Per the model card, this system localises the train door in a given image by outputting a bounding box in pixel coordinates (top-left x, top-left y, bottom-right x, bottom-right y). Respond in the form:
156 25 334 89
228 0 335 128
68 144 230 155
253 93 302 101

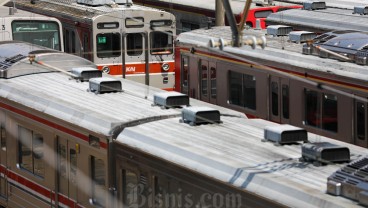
57 137 78 205
124 31 146 83
269 76 290 123
199 60 217 104
354 101 367 147
0 112 7 203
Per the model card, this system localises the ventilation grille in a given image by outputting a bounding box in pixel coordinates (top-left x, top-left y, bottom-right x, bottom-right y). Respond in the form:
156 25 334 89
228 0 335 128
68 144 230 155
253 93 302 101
267 25 293 37
89 77 122 94
71 67 102 81
0 54 26 70
303 1 326 10
354 6 368 15
153 92 189 109
289 31 316 43
302 142 350 164
264 124 308 145
181 107 221 126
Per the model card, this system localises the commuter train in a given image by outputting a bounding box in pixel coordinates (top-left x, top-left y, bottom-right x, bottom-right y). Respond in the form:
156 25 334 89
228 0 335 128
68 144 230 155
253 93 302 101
266 1 368 33
133 0 302 33
174 26 368 148
0 41 366 208
0 5 63 51
9 0 176 90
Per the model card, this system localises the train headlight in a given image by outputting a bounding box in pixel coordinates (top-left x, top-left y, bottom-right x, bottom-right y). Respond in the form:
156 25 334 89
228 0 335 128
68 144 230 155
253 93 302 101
102 66 110 74
162 63 170 71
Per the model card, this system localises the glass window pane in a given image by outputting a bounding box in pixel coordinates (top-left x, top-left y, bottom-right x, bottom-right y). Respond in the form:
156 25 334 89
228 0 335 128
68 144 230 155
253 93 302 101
71 31 76 54
69 149 77 199
150 31 173 55
282 84 289 119
123 169 138 207
305 90 320 127
12 20 61 50
181 56 189 95
33 133 44 177
58 142 67 193
210 67 217 99
271 82 279 116
1 126 6 151
92 156 105 205
322 94 338 132
243 74 256 110
201 64 208 97
357 102 366 140
229 71 243 106
18 126 33 172
96 33 121 58
127 33 143 56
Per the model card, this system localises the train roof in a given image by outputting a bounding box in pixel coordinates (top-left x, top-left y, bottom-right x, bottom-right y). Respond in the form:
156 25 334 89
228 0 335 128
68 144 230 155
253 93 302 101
116 116 367 208
266 7 368 33
176 26 368 83
0 41 244 137
0 5 52 18
279 0 368 10
7 0 175 21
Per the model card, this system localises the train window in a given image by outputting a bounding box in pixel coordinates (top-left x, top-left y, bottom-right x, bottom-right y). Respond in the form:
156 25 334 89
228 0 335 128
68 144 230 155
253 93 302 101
96 33 121 58
254 10 273 18
181 56 189 95
122 169 139 206
70 149 77 199
201 65 208 97
97 22 119 29
322 94 338 132
58 142 67 194
91 156 105 206
18 126 45 178
305 90 320 128
150 31 173 55
65 29 70 53
282 85 290 119
1 126 6 151
356 102 366 140
210 67 217 98
126 17 144 28
271 82 279 116
11 20 61 51
150 20 172 27
229 71 256 110
182 21 200 32
127 33 143 56
71 31 76 54
89 135 100 148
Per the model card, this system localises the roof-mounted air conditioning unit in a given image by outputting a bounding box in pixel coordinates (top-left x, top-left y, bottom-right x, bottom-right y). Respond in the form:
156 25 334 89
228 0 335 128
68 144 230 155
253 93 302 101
89 77 122 94
71 67 102 81
180 107 221 126
353 6 368 15
263 124 308 145
267 25 293 37
153 92 189 109
303 1 326 10
301 142 350 165
289 31 316 43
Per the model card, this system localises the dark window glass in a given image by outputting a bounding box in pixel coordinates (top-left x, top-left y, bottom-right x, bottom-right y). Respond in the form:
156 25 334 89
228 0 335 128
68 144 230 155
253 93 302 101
210 67 217 98
65 30 70 53
181 56 189 95
282 84 289 119
91 156 105 205
229 71 256 110
201 64 208 97
254 10 273 18
69 149 77 199
58 142 67 194
243 74 256 110
357 102 366 140
96 33 121 58
71 31 76 54
12 20 61 50
97 22 119 29
322 94 338 132
127 33 143 56
271 82 279 116
229 71 243 106
1 126 6 151
150 31 173 55
305 90 320 127
182 22 200 32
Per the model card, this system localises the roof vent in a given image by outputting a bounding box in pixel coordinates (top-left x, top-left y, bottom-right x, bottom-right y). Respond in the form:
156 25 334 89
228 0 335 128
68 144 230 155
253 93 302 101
153 92 189 109
303 1 326 10
353 6 368 15
300 142 350 165
267 25 293 37
77 0 132 6
289 31 316 43
263 124 308 145
180 107 221 126
71 67 102 81
89 77 122 94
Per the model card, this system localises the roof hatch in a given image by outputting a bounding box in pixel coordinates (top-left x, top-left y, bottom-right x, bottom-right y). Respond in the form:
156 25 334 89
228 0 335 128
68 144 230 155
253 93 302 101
180 107 221 126
89 77 122 94
263 124 308 145
153 92 189 109
300 142 350 166
71 67 102 81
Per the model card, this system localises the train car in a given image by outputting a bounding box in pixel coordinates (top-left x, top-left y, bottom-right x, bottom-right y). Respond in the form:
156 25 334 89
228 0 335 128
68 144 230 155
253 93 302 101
9 0 176 90
0 5 63 51
174 26 368 148
0 41 367 208
266 2 368 33
133 0 302 33
277 0 367 10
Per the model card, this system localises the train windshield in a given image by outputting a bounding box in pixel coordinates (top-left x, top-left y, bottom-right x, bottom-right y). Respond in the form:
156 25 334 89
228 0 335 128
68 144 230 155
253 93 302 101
150 31 173 55
12 20 61 51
